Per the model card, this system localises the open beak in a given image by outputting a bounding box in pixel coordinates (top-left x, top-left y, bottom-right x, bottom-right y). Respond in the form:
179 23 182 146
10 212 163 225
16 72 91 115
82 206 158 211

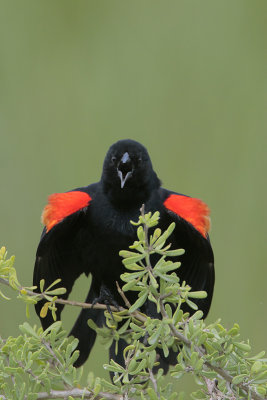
117 170 132 188
117 152 133 188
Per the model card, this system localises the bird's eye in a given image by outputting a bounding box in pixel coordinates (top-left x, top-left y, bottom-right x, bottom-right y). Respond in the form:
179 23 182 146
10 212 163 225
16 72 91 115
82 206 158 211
111 156 116 164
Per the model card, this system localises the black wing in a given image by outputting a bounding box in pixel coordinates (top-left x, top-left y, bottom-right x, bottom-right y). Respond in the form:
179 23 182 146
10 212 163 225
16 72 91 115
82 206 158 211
160 188 215 319
33 185 97 329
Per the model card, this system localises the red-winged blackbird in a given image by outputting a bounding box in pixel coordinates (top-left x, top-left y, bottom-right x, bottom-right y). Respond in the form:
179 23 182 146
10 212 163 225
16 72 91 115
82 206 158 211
33 139 214 372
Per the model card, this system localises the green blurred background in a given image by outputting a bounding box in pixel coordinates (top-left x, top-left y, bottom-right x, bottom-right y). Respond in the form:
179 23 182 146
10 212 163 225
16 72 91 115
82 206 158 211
0 0 266 395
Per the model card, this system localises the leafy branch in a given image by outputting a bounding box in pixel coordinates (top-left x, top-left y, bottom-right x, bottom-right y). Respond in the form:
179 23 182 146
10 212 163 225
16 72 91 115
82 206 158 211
95 208 267 400
0 246 121 318
0 320 122 400
0 209 267 399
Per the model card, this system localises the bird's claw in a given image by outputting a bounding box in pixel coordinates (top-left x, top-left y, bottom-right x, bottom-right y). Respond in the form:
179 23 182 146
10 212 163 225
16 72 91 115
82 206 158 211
92 285 120 320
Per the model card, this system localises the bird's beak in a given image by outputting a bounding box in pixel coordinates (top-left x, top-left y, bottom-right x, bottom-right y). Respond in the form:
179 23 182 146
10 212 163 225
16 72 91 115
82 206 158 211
118 170 132 188
117 152 133 189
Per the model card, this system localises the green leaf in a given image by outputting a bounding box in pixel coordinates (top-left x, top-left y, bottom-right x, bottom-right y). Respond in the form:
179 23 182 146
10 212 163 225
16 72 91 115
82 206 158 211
191 390 206 399
137 225 145 241
40 302 50 318
252 370 267 382
162 341 169 358
130 322 144 332
173 308 183 325
156 271 179 283
119 250 140 258
147 387 159 400
150 228 162 244
121 271 146 281
232 374 248 385
233 342 251 352
201 371 218 380
185 298 198 310
164 248 185 257
148 325 163 345
228 324 240 336
18 382 26 400
128 359 138 375
129 291 148 313
154 223 175 248
165 303 172 318
156 261 181 273
122 254 145 266
251 360 263 374
101 379 120 392
256 386 267 396
122 280 138 291
45 287 67 295
65 339 79 360
129 358 147 375
103 363 124 373
44 278 62 291
94 383 101 396
19 322 39 338
147 350 157 369
129 241 145 252
187 291 207 299
197 333 207 346
248 351 266 360
117 319 130 335
39 279 45 292
191 310 203 320
124 263 144 271
149 272 158 289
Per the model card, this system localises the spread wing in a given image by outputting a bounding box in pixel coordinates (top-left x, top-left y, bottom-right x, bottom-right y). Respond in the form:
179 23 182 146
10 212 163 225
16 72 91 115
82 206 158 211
161 189 215 318
33 186 96 329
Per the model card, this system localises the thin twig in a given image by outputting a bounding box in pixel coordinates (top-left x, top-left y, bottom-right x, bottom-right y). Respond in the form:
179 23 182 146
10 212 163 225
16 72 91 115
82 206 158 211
41 338 64 368
0 277 122 312
116 281 132 309
148 369 160 399
29 388 122 400
0 388 122 400
17 360 45 386
115 281 146 323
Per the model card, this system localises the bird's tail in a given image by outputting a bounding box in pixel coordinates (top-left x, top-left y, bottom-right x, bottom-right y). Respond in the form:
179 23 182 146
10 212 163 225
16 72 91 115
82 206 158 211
69 281 104 367
70 286 177 373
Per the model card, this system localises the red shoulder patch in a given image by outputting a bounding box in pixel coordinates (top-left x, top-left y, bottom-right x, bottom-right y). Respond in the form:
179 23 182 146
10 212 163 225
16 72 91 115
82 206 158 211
164 194 210 238
42 191 91 232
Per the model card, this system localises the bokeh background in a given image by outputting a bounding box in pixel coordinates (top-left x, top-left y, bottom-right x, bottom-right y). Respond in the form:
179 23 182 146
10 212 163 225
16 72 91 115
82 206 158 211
1 0 266 395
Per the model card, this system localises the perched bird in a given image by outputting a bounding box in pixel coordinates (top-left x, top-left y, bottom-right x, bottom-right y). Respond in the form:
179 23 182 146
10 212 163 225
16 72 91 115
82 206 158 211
33 139 214 372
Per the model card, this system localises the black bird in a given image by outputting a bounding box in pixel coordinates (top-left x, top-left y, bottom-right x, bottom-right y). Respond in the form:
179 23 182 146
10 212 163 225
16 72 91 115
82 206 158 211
33 139 214 372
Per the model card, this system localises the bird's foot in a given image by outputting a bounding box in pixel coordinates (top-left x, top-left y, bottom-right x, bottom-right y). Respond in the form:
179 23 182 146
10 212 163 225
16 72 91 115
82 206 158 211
92 284 120 319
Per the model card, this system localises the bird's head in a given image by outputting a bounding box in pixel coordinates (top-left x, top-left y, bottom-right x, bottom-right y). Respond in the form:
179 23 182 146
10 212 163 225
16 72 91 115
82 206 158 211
101 139 160 205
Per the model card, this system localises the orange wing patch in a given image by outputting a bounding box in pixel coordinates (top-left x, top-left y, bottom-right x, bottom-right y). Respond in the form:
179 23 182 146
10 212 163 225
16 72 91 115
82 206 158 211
42 191 91 232
164 194 210 238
